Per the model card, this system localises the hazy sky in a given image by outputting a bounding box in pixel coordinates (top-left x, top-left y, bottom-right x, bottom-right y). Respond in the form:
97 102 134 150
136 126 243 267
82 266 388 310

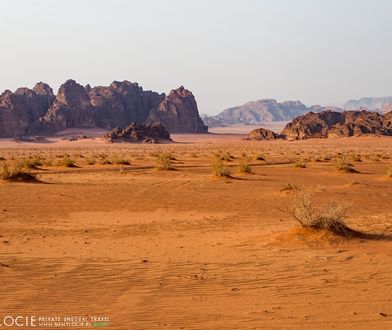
1 0 392 114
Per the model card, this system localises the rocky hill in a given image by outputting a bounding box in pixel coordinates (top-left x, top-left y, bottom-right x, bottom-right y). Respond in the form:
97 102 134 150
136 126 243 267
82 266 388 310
104 122 171 143
282 109 392 140
344 97 392 111
205 99 341 127
0 80 207 137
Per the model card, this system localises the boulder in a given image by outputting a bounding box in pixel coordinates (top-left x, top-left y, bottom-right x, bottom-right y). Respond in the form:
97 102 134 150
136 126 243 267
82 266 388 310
247 127 280 140
104 122 172 143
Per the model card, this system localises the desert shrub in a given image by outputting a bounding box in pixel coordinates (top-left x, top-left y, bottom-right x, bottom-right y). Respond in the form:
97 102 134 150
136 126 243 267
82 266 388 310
215 152 234 162
59 156 77 168
294 160 307 168
212 157 230 178
87 158 97 165
238 162 252 173
334 157 357 173
101 159 113 165
350 153 362 162
156 152 173 170
386 164 392 178
254 153 265 161
285 189 357 237
0 163 38 182
20 158 42 169
113 157 131 165
0 156 6 161
281 182 300 192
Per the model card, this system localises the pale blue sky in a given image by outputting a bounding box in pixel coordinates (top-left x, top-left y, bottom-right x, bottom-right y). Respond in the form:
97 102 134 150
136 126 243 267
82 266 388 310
1 0 391 114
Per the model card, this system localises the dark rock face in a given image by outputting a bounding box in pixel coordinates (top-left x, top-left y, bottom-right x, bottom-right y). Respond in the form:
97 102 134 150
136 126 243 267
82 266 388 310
0 83 54 137
147 86 208 133
0 80 205 137
89 81 164 129
247 127 280 140
42 80 95 130
104 122 172 143
282 110 392 140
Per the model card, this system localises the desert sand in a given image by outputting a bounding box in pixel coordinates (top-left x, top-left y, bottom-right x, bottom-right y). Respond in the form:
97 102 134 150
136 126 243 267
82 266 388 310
1 133 392 329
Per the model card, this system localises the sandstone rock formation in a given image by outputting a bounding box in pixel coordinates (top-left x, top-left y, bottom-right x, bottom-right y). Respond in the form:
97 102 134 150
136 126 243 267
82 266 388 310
42 80 95 131
247 127 280 140
0 83 54 137
0 80 206 137
147 86 207 133
104 122 171 143
282 110 392 140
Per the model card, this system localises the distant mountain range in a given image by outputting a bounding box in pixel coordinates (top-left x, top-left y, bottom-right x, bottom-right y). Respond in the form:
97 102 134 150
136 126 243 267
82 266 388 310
203 97 392 127
344 97 392 112
202 99 340 127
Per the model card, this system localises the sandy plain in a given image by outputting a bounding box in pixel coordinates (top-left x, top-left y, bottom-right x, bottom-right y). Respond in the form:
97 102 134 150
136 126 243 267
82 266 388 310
0 132 392 329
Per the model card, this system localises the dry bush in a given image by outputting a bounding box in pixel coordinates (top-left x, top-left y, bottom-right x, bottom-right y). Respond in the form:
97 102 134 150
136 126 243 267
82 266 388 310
212 157 230 178
284 189 358 237
350 153 362 162
238 162 252 173
254 152 265 161
386 164 392 178
156 152 173 170
113 157 131 165
334 157 358 173
281 182 300 192
20 158 42 169
294 160 307 168
0 163 38 182
58 156 77 167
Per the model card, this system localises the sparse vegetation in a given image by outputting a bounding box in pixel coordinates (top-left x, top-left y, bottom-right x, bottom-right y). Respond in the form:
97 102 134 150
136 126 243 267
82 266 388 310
212 157 230 178
294 160 307 168
156 152 173 170
334 157 358 173
386 163 392 178
0 163 38 182
87 158 97 165
113 157 131 165
350 153 362 162
281 182 300 192
254 153 265 161
284 189 358 237
59 156 77 168
238 162 252 173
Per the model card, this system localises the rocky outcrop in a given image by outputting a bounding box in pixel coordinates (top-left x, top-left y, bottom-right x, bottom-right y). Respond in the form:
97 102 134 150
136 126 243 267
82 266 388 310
282 110 392 140
42 80 95 130
0 80 205 137
0 83 54 137
247 127 281 140
104 122 171 143
89 81 164 129
147 86 208 133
